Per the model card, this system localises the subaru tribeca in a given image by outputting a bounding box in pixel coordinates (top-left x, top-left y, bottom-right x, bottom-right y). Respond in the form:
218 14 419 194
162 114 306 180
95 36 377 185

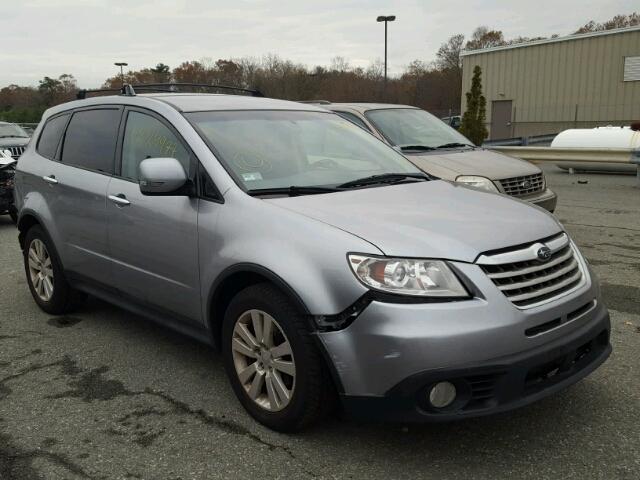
14 89 610 431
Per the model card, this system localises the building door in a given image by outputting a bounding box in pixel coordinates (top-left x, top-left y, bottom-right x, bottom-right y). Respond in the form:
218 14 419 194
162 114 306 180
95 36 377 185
490 100 513 140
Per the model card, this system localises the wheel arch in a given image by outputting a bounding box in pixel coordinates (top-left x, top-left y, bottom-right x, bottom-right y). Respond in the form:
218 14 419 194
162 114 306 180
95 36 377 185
17 210 45 250
206 264 311 350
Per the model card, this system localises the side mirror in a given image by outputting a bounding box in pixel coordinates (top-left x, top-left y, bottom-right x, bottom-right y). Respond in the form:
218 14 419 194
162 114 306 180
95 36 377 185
138 158 188 195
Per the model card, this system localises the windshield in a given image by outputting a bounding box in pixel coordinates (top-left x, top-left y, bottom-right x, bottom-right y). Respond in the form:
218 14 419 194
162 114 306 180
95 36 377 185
365 108 473 149
186 110 421 190
0 123 29 138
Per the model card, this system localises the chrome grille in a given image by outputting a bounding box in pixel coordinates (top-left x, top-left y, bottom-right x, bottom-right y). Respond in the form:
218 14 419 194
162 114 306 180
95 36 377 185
499 173 544 197
477 233 585 308
3 146 26 160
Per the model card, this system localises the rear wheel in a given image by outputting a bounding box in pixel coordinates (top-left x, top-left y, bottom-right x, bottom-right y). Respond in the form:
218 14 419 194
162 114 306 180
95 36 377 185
8 207 17 224
23 225 85 314
222 283 334 432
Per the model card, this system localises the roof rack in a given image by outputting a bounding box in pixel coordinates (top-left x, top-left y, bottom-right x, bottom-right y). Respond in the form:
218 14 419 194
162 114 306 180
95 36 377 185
76 84 137 100
298 100 332 104
76 82 263 100
132 83 263 97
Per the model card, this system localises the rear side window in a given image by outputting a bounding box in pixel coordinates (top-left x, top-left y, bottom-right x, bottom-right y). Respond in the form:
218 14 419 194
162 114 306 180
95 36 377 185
61 109 121 174
37 114 70 159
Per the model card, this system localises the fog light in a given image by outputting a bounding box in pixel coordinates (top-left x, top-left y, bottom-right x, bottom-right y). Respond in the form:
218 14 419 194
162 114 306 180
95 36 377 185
428 381 457 408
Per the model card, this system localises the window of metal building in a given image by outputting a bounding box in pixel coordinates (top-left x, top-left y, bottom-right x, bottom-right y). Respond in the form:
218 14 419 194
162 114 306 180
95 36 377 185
623 56 640 82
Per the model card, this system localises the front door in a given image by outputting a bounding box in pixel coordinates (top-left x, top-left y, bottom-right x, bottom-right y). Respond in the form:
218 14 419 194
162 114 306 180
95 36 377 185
490 100 513 140
106 109 201 322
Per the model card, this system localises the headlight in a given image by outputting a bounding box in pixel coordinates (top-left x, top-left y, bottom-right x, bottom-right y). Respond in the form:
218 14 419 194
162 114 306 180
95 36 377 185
455 175 498 192
348 254 469 297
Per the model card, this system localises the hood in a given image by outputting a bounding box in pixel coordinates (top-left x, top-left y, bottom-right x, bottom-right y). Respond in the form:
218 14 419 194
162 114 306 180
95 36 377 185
266 180 561 262
0 137 29 148
404 148 540 181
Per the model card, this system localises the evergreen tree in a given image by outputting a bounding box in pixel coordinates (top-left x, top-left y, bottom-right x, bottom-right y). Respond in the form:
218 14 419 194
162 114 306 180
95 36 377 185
459 66 489 145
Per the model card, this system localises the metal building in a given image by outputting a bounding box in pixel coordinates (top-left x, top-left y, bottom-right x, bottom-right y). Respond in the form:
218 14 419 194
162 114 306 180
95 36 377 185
460 26 640 140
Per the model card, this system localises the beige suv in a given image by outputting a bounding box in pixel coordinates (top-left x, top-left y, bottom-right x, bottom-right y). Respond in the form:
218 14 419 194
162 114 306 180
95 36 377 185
314 102 557 212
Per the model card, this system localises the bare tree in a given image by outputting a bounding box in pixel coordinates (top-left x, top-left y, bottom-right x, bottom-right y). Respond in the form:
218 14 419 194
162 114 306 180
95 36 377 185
435 34 465 71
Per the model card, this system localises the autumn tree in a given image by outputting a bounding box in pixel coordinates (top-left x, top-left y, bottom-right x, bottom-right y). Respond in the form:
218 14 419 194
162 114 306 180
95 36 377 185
459 66 488 145
574 12 639 33
465 26 506 50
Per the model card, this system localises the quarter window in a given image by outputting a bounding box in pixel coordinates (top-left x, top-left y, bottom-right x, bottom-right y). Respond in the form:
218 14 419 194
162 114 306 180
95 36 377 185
334 111 371 132
61 109 121 173
121 111 191 181
37 114 70 160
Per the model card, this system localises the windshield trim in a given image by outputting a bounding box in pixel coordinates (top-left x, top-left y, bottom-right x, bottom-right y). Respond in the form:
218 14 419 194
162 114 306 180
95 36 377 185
184 108 421 195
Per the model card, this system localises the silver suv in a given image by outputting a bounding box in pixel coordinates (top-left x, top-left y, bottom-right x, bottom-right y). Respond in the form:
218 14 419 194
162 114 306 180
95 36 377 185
317 103 557 212
14 87 610 431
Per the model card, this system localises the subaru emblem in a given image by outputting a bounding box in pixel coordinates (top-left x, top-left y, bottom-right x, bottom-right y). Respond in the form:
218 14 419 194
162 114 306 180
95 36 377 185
537 246 552 261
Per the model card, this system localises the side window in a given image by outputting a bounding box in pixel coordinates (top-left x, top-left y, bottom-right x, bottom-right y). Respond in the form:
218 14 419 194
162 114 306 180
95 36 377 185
334 111 371 132
121 111 191 181
37 114 70 160
61 109 121 173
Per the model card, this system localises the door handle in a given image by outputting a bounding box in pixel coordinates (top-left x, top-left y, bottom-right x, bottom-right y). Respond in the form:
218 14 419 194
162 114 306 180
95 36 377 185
108 194 131 207
42 175 58 185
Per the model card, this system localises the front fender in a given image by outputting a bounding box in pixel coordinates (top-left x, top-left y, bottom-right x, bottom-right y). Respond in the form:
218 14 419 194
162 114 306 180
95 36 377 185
199 190 380 317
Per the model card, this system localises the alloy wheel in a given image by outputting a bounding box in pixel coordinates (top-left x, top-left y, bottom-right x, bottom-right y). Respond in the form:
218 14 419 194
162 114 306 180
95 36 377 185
231 309 296 412
27 238 54 302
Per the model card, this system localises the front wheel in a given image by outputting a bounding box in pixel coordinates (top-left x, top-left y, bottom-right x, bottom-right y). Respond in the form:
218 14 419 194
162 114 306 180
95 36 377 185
222 283 334 432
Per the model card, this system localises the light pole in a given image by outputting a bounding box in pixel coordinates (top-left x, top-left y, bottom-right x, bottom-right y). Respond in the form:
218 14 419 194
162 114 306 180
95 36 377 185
114 62 128 87
376 15 395 84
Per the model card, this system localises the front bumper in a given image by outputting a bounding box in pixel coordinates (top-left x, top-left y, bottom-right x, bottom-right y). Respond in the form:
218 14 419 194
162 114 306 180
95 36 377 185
340 308 610 422
317 261 610 421
520 187 557 212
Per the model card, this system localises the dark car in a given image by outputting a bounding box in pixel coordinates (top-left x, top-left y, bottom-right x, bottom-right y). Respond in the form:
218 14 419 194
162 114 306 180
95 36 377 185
0 153 17 223
0 122 30 223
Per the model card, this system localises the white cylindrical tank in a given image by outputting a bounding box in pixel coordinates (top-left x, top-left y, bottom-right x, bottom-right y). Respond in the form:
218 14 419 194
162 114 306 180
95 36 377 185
551 126 639 173
551 126 640 149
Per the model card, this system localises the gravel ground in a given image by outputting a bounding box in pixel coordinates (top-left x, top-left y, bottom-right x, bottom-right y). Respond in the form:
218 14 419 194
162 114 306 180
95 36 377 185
1 165 639 480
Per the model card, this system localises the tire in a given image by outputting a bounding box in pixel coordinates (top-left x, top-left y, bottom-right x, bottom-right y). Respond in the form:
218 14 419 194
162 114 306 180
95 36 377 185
23 225 85 314
222 283 335 432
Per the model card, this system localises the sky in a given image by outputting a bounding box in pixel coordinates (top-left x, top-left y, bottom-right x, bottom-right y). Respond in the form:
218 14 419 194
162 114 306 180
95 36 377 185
0 0 637 88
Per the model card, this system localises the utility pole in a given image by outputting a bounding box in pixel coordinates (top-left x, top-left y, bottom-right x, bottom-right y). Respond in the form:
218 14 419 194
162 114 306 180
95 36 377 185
376 15 396 84
114 62 128 87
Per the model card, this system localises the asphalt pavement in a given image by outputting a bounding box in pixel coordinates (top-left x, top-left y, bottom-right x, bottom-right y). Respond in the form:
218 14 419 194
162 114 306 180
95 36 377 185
1 165 639 480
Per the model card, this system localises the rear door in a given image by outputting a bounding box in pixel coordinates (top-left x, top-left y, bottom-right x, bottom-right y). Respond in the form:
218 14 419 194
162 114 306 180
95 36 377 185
49 107 122 285
106 108 201 322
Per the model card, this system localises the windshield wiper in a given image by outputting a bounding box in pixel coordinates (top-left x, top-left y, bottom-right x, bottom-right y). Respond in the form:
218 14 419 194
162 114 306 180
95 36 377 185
399 145 436 151
435 142 474 149
246 186 339 197
337 173 429 189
